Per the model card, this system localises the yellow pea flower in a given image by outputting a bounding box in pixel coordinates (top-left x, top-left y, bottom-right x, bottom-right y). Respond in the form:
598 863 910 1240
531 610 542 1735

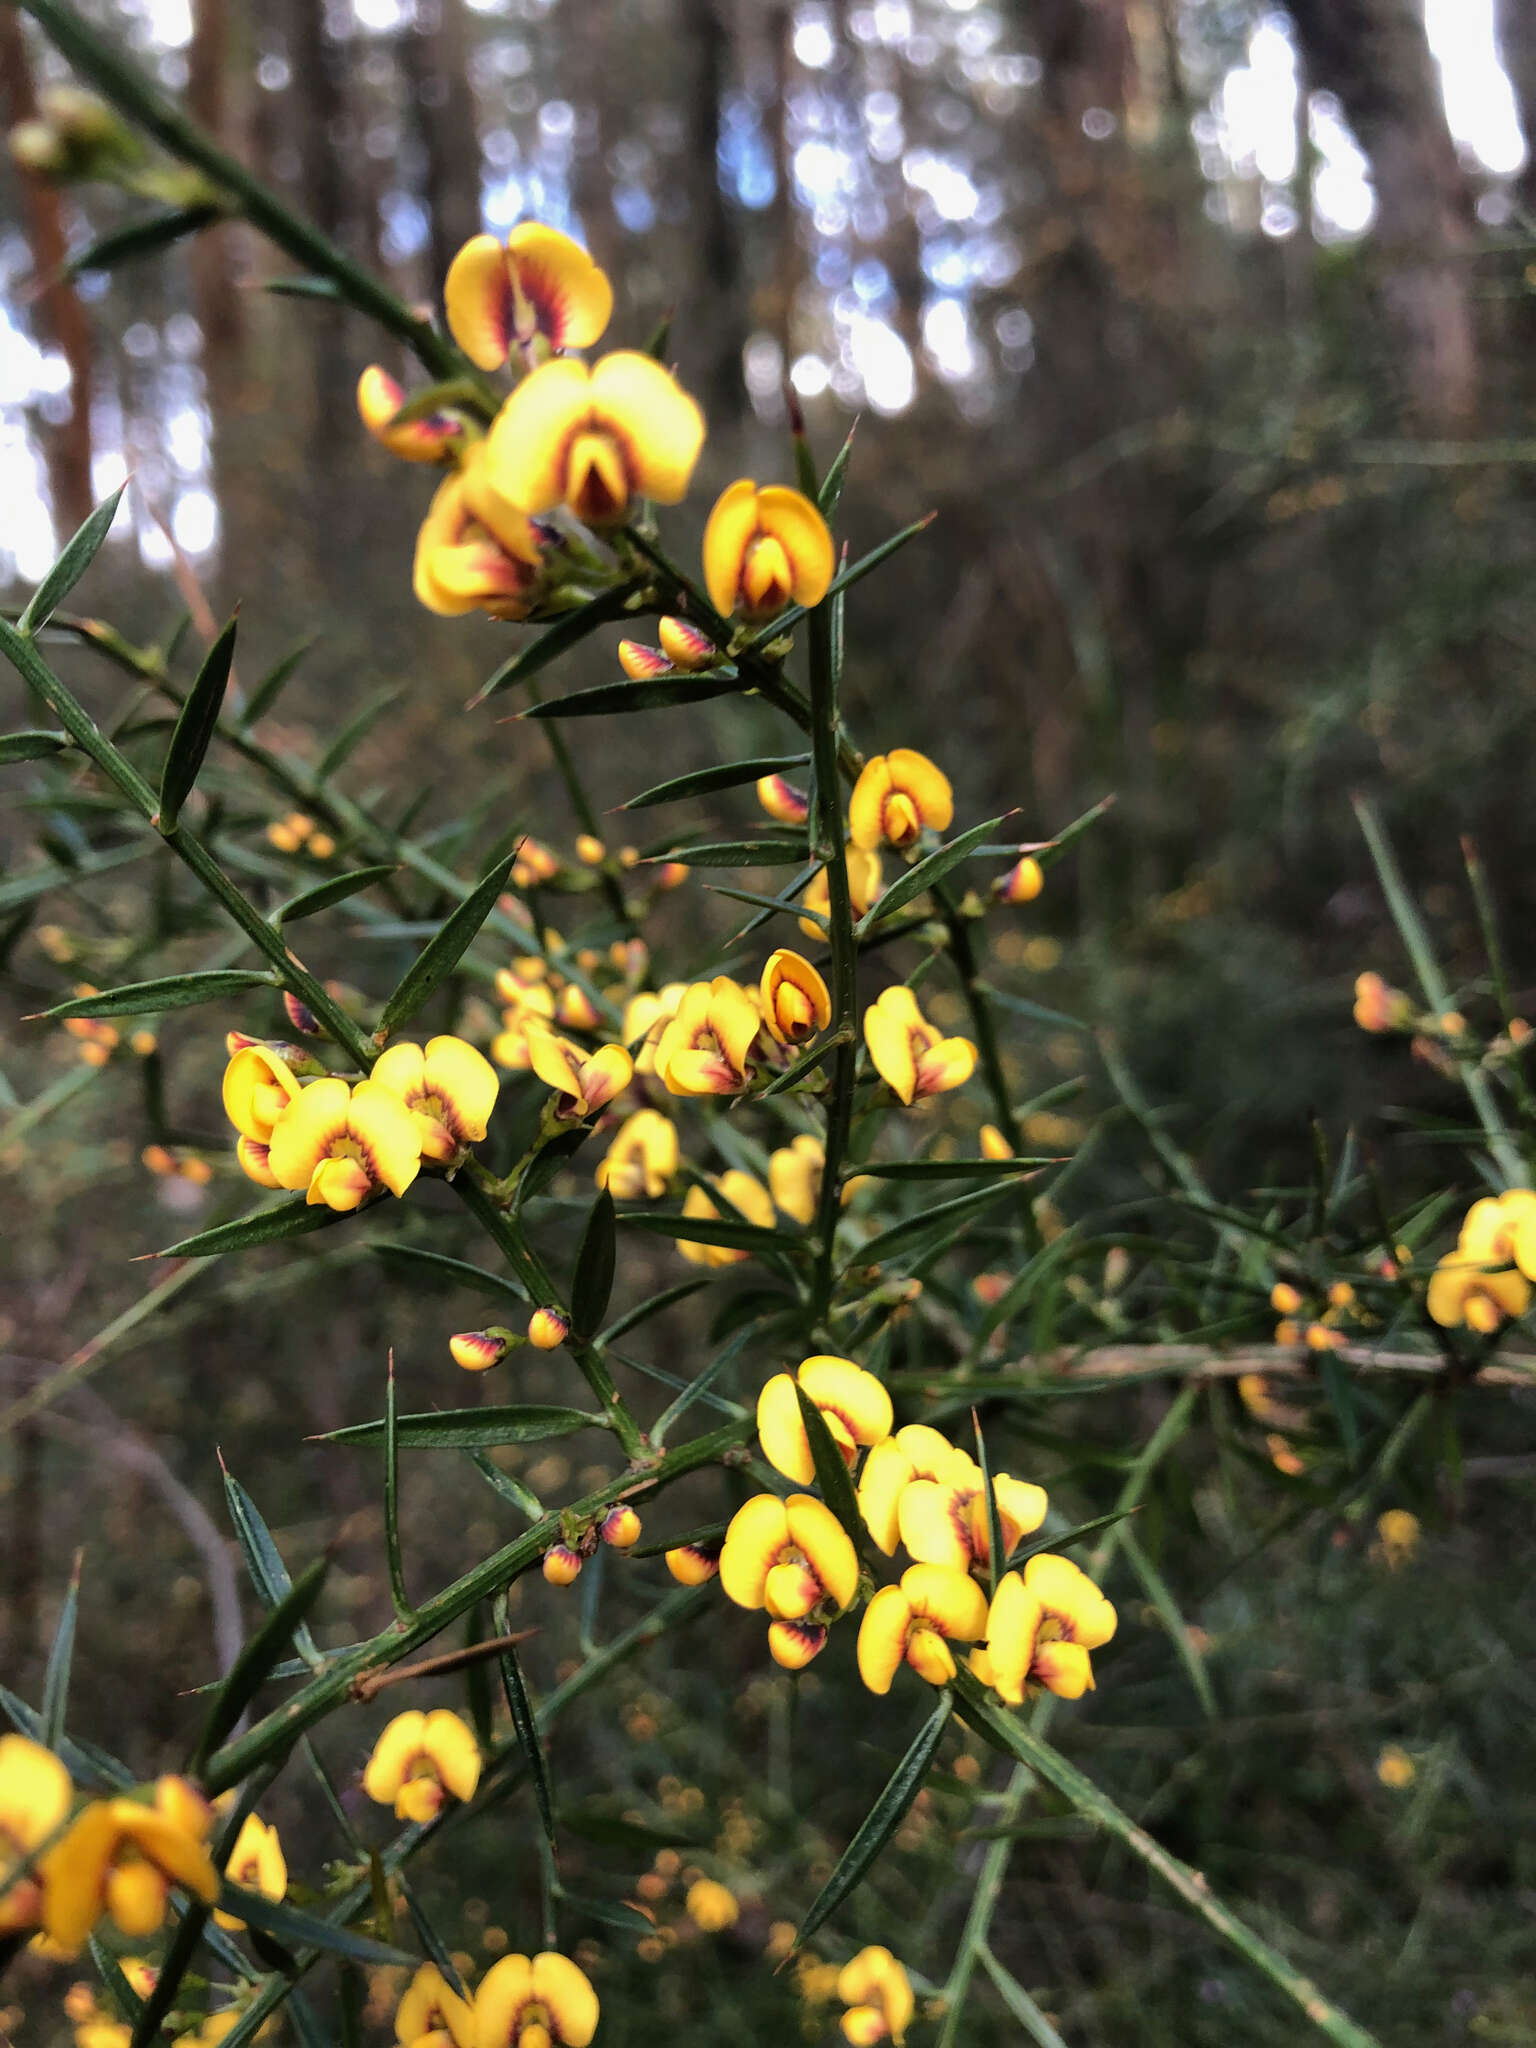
837 1946 914 2046
800 844 882 937
356 365 464 464
413 442 547 621
213 1813 286 1933
623 983 688 1076
595 1109 678 1199
899 1467 1047 1578
760 948 831 1048
485 352 704 527
222 1043 304 1188
863 986 976 1105
371 1035 499 1164
266 1077 421 1212
685 1877 740 1932
974 1554 1117 1704
857 1564 988 1696
42 1778 218 1952
720 1492 859 1669
444 224 612 371
676 1170 774 1267
856 1424 980 1556
654 977 762 1097
473 1950 599 2048
848 749 953 852
757 1355 893 1485
1376 1508 1421 1570
0 1734 72 1934
769 1133 824 1224
362 1710 480 1825
1426 1187 1536 1332
701 478 834 620
512 838 560 888
757 773 810 826
523 1022 633 1120
395 1960 476 2047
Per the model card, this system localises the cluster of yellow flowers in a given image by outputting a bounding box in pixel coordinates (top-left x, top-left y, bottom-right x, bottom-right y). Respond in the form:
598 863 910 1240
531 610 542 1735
680 1356 1117 1697
390 1952 597 2048
1425 1186 1536 1332
0 1735 288 2042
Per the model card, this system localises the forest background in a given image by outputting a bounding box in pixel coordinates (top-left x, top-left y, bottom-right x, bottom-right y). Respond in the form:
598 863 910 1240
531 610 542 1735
4 0 1536 2042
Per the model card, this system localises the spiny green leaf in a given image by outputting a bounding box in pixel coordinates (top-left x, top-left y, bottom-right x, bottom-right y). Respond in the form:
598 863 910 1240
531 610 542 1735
40 1556 80 1750
89 1935 146 2026
494 1591 555 1853
627 1520 729 1560
18 487 125 636
470 580 648 705
372 1242 528 1304
0 1684 132 1790
855 1182 1017 1265
570 1188 616 1343
192 1554 328 1772
275 863 399 925
219 1464 320 1670
707 875 827 934
64 203 222 279
618 754 810 811
619 1210 797 1255
847 1155 1057 1182
41 968 274 1020
0 730 72 763
213 1882 415 1966
758 1033 849 1100
523 671 741 719
1007 1508 1137 1571
972 1413 1007 1600
262 274 343 300
648 836 808 868
792 1691 953 1952
855 814 1009 936
318 1405 600 1450
317 685 401 781
153 1195 347 1259
240 637 317 727
385 1359 410 1621
376 849 517 1038
818 423 857 519
159 614 237 829
596 1277 709 1347
794 1384 865 1549
557 1809 708 1853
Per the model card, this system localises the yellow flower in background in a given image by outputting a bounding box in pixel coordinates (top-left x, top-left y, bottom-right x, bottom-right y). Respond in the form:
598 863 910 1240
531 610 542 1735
857 1424 980 1556
837 1945 914 2045
1376 1508 1421 1570
975 1554 1117 1704
371 1035 499 1164
760 948 831 1047
800 844 882 938
978 1124 1012 1161
42 1778 218 1951
654 976 761 1096
267 1077 421 1211
848 749 953 852
757 1355 893 1485
213 1813 287 1933
595 1108 678 1199
863 985 976 1105
898 1465 1047 1577
171 2011 245 2048
362 1710 480 1825
412 442 546 621
486 352 705 526
395 1960 476 2047
856 1564 988 1695
623 983 687 1074
444 224 613 370
0 1734 72 1934
701 478 835 620
524 1023 633 1120
677 1170 774 1266
1426 1187 1536 1332
1376 1745 1415 1790
473 1951 598 2047
757 772 810 826
684 1877 740 1932
1352 971 1414 1033
721 1492 859 1670
356 365 464 463
769 1133 824 1224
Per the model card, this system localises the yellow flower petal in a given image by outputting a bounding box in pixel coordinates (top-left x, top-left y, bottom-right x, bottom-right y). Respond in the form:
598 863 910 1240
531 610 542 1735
720 1495 791 1610
473 1954 533 2048
798 1355 893 1450
898 1478 974 1572
857 1438 914 1556
346 1080 424 1198
588 350 705 504
761 948 831 1046
856 1584 913 1695
863 986 921 1105
981 1570 1039 1706
702 478 762 616
362 1711 424 1804
901 1562 988 1641
785 1492 859 1613
444 232 517 369
769 1133 823 1224
221 1045 300 1143
421 1709 481 1803
757 1374 815 1485
486 357 593 514
506 222 613 351
529 1951 600 2046
396 1962 476 2048
767 1619 827 1669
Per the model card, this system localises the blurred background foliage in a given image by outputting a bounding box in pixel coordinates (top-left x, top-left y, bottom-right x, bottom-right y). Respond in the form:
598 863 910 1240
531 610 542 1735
4 0 1536 2041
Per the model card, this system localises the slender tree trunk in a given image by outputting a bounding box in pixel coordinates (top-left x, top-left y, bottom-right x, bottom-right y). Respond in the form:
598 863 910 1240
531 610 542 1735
397 0 482 299
187 0 244 365
1287 0 1481 428
687 0 745 418
0 8 94 532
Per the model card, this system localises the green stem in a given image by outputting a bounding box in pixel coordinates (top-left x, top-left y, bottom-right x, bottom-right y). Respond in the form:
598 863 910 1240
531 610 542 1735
524 676 636 936
806 595 857 1327
18 0 473 387
953 1672 1380 2048
0 619 377 1068
455 1170 644 1457
201 1418 744 1794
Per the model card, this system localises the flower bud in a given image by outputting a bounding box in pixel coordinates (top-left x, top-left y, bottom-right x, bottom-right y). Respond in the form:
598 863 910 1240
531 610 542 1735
665 1539 723 1585
657 616 716 670
575 834 606 866
999 856 1044 904
1327 1280 1355 1310
1269 1281 1303 1316
1274 1317 1301 1347
618 640 675 680
450 1328 518 1373
283 990 324 1038
542 1543 583 1587
979 1124 1012 1160
655 862 689 891
756 774 810 826
528 1307 570 1351
600 1504 642 1550
130 1030 158 1057
556 983 601 1031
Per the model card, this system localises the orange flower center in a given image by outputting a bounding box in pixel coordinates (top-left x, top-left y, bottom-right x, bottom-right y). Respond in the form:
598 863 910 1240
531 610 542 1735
883 791 921 845
774 985 816 1040
742 533 792 615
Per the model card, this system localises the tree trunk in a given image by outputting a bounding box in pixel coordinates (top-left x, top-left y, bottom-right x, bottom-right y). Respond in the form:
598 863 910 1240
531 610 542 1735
1287 0 1480 428
397 0 482 299
187 0 244 366
0 8 94 534
686 0 745 419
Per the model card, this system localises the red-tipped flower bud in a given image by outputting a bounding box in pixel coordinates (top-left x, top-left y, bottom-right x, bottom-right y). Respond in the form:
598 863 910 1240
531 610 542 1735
528 1307 570 1351
600 1505 642 1550
542 1543 583 1587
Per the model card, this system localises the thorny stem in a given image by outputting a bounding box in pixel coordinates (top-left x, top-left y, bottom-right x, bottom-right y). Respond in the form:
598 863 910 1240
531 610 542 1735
348 1628 539 1704
807 592 858 1328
